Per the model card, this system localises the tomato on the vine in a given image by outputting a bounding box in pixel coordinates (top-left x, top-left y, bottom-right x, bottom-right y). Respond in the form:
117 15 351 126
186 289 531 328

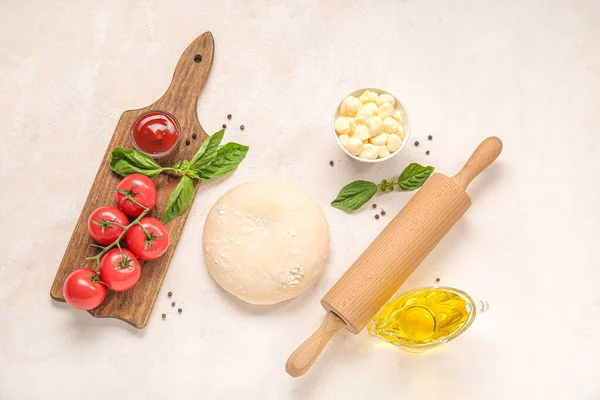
63 268 106 310
100 248 142 292
126 217 169 260
115 174 157 217
87 206 128 245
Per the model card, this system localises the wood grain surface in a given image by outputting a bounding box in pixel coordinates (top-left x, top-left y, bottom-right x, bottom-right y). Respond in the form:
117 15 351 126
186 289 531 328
285 312 345 378
452 137 503 189
49 32 215 329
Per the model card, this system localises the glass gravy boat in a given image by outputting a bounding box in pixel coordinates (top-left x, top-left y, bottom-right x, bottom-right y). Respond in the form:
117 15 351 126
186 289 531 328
368 286 488 352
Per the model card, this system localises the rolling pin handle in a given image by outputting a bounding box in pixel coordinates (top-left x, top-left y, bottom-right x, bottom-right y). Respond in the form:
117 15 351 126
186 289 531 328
285 312 346 378
452 136 503 190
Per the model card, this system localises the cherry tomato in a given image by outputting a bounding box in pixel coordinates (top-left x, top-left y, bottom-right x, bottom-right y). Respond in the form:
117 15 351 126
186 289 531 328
87 206 128 245
100 248 142 292
115 174 157 217
126 217 169 260
63 268 106 310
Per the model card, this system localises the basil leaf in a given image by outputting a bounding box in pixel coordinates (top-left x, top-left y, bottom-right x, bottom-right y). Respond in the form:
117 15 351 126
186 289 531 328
397 163 435 190
193 143 249 179
162 176 195 224
190 130 224 169
331 180 377 210
110 147 163 177
180 159 191 175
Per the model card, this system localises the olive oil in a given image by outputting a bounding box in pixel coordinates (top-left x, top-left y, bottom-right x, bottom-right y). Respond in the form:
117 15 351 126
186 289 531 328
368 287 479 349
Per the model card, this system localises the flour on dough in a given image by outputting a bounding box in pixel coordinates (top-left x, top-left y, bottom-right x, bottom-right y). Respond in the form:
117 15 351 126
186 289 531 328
203 180 330 305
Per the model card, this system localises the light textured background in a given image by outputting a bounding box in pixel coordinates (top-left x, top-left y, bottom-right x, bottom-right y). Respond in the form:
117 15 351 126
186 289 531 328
1 1 599 399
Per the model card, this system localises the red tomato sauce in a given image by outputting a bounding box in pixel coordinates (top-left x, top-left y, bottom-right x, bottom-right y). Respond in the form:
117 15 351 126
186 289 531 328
132 111 179 155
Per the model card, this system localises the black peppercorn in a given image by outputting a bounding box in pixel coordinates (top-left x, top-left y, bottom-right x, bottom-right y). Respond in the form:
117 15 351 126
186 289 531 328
436 278 440 282
227 114 232 119
240 125 245 130
375 214 379 219
329 160 334 166
381 210 386 216
171 302 175 307
372 204 377 209
162 313 166 319
178 308 182 313
222 124 227 129
428 135 433 140
168 291 172 298
414 141 419 146
426 150 430 155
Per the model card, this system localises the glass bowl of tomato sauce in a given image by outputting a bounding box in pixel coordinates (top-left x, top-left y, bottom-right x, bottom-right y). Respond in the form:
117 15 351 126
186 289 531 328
131 111 180 158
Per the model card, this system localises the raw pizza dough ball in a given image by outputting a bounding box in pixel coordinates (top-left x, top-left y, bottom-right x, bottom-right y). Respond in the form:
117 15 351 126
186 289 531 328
203 180 330 305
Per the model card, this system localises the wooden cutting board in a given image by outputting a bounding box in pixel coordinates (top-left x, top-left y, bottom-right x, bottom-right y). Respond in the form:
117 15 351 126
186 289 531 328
50 32 215 329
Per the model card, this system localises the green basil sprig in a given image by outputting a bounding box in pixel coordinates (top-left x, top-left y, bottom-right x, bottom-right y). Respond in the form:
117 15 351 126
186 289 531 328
110 129 249 224
189 130 223 168
162 176 195 224
110 148 166 177
192 143 250 179
331 163 434 211
331 181 378 211
397 163 435 190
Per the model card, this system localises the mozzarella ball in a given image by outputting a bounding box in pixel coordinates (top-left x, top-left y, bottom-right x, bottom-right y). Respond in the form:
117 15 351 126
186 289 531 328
396 124 405 139
354 109 373 125
379 103 394 119
368 116 384 137
334 117 351 134
396 128 405 140
362 102 379 115
347 117 357 134
383 117 399 133
338 134 350 147
393 109 404 124
396 125 406 140
340 96 361 117
386 133 402 152
359 90 378 104
354 125 371 141
376 145 390 158
370 132 388 146
376 94 396 108
359 90 372 104
359 144 378 160
345 137 364 155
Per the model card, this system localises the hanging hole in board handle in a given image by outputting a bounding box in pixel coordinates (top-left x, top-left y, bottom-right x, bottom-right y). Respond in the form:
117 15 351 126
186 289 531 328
194 54 202 63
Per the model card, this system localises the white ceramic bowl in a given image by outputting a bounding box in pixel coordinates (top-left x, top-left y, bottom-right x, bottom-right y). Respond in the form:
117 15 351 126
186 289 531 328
332 88 411 163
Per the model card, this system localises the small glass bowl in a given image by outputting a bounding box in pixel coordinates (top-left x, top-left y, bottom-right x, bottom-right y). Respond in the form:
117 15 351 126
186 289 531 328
332 88 411 163
130 110 181 159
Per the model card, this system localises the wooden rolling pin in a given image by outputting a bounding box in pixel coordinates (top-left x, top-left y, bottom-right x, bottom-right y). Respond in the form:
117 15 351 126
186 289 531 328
286 137 503 377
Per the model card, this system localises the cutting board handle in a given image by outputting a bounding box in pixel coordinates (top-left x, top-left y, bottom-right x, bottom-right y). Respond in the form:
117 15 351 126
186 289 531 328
154 32 215 116
452 136 503 190
285 312 346 378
